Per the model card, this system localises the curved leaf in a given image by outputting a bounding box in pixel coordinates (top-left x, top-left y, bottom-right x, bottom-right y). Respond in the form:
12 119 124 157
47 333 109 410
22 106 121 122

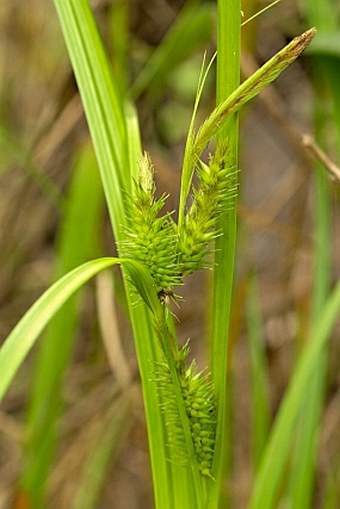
0 257 157 403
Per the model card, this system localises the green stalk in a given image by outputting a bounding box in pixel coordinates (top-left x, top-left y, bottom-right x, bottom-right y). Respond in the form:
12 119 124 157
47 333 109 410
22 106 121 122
246 273 270 472
207 1 240 507
154 309 204 506
178 54 216 231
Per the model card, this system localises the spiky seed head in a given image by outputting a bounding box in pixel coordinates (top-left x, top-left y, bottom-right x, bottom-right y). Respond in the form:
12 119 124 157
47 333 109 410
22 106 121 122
178 145 237 276
155 342 216 477
123 152 181 295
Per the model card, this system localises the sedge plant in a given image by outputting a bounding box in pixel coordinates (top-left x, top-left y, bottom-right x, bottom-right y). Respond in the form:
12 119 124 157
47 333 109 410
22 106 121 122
2 1 340 508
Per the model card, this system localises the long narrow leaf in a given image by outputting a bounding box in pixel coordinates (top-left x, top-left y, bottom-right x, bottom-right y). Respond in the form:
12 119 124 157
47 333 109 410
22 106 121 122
246 274 270 471
53 3 174 508
0 258 118 402
0 257 157 404
54 0 127 232
207 1 241 508
248 278 340 509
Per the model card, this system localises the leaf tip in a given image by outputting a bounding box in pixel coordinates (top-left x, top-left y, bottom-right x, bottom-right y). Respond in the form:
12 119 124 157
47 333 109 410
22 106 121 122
291 27 317 57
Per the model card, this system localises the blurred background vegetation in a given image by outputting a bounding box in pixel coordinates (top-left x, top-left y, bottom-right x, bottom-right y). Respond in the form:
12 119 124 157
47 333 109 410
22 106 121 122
0 0 339 508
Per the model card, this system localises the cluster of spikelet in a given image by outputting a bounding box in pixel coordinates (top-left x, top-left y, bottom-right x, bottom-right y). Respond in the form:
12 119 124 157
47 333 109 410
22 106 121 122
156 341 217 477
124 145 236 295
123 146 235 478
123 153 180 294
178 145 237 276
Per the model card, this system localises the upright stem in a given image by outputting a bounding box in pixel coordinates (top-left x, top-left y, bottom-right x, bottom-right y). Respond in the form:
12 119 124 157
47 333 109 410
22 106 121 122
208 0 241 506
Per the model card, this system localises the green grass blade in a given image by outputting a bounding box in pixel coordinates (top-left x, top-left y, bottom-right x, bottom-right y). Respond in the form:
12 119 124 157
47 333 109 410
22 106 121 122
53 3 177 506
207 1 241 508
178 53 216 230
0 256 161 405
54 0 128 232
0 258 120 402
19 144 104 507
130 0 213 99
248 278 340 509
246 274 270 472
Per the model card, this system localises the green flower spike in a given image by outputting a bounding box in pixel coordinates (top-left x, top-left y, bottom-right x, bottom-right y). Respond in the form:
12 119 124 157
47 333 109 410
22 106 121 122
155 340 217 478
179 144 237 276
124 152 181 295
